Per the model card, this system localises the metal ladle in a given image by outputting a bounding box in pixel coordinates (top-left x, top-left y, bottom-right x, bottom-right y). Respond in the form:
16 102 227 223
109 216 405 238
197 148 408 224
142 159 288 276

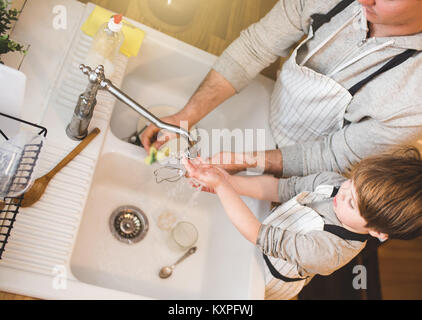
159 246 197 279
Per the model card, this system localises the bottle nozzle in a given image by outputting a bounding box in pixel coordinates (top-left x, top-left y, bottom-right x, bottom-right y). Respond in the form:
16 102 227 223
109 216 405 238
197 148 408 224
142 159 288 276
114 14 123 24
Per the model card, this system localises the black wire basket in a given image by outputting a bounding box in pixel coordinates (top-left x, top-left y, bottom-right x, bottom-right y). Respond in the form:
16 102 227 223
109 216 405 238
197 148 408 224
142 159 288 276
0 112 47 259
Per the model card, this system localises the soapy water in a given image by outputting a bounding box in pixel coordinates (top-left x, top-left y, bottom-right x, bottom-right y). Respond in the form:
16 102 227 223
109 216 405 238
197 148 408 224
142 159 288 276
152 154 204 250
142 148 210 229
163 173 203 216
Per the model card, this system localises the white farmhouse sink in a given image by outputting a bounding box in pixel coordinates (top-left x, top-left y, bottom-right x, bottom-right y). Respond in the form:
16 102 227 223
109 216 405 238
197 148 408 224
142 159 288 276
69 11 276 299
71 148 264 299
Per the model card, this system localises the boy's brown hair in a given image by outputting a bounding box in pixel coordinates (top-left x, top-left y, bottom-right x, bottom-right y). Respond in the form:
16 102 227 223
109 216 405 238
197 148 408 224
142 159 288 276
350 146 422 240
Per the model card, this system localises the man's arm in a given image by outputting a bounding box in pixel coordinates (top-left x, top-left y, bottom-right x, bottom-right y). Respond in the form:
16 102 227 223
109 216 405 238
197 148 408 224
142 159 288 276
207 149 284 176
175 70 237 128
229 171 344 203
216 104 422 177
276 171 346 203
141 0 312 152
140 70 236 151
212 0 307 92
221 170 345 203
280 105 422 177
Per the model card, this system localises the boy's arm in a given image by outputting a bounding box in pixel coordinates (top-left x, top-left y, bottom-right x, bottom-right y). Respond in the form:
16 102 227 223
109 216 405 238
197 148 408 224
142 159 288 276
183 158 262 244
228 175 280 202
215 182 262 244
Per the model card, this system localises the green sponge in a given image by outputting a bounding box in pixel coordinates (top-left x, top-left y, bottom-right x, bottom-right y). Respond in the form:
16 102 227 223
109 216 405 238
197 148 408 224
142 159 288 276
144 146 171 165
144 146 158 165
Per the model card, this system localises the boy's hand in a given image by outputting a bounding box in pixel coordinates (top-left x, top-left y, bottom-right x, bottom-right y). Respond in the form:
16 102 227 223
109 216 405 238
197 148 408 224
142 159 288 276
182 157 231 193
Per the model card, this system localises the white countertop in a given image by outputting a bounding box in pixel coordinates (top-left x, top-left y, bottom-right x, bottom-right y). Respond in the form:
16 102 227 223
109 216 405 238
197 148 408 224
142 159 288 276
0 0 146 299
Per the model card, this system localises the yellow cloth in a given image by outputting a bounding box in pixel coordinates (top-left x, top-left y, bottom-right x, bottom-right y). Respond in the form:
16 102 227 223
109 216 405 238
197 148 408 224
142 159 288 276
81 5 145 57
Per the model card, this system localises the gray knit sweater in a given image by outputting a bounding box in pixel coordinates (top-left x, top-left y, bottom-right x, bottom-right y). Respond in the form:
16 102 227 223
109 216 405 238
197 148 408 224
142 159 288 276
212 0 422 177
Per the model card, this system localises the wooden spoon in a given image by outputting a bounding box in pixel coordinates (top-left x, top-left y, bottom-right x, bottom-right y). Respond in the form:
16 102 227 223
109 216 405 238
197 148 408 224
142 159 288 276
19 128 101 208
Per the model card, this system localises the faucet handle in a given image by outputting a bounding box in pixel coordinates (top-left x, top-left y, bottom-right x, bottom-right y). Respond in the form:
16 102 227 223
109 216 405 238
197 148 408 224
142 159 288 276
79 64 106 84
79 64 92 75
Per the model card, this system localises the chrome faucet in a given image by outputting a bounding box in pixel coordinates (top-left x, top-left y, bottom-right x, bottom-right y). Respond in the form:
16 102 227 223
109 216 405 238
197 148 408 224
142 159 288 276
66 64 198 157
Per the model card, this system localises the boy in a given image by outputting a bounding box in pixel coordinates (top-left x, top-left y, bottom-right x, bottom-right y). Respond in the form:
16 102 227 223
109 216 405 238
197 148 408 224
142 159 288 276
182 147 422 299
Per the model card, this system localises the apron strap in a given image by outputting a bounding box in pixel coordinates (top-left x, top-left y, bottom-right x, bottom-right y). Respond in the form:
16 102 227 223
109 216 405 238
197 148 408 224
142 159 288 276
348 49 418 96
325 186 370 242
262 254 309 282
309 0 419 96
330 186 340 197
324 224 370 242
311 0 355 33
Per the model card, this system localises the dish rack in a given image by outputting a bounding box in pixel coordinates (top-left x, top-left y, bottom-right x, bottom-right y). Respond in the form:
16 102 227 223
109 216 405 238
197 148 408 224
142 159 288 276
0 112 47 259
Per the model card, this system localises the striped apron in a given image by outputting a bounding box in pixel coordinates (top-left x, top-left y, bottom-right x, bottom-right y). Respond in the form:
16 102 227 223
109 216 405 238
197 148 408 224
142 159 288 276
262 185 369 300
269 0 418 147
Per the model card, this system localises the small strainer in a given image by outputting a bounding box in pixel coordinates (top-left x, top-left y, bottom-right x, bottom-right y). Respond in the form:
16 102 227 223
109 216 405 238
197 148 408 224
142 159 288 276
154 165 185 183
152 136 200 184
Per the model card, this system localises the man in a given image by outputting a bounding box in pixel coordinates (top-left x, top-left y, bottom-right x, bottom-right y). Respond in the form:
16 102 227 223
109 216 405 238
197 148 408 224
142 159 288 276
141 0 422 177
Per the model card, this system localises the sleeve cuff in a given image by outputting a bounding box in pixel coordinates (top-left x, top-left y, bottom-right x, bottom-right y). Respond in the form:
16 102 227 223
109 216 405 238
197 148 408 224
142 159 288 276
278 178 293 203
212 51 253 93
280 143 304 177
255 223 267 248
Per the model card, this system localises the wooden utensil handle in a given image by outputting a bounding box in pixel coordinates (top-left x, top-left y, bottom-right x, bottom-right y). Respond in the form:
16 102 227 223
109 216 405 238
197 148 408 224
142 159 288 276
46 128 101 180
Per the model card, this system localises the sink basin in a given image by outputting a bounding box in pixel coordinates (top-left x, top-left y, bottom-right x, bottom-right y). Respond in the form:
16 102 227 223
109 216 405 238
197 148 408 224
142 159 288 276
71 150 268 299
70 20 275 299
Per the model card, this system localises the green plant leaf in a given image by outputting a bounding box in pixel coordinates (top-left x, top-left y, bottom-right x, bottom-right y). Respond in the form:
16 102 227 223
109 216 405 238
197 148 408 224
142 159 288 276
0 0 26 59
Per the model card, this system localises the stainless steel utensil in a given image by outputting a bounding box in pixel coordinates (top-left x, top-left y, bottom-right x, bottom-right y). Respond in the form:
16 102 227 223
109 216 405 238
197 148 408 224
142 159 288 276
152 135 201 183
153 165 185 184
158 246 197 279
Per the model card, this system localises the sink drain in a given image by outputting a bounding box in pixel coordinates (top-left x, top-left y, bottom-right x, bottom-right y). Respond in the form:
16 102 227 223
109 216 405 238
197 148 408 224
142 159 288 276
109 205 149 244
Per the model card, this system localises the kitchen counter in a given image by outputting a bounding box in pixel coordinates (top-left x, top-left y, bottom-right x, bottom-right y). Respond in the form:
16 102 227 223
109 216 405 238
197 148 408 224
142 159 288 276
0 0 143 299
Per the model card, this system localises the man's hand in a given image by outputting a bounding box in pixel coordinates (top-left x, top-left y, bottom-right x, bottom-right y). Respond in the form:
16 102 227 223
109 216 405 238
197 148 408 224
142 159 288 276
205 152 253 174
140 70 236 153
206 149 284 176
140 114 185 153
